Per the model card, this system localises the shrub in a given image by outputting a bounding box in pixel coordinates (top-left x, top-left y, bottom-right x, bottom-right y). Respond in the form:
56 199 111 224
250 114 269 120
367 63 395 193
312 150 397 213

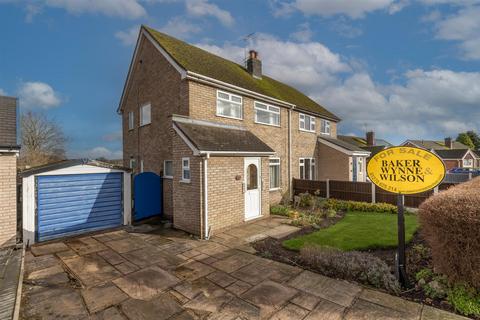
322 199 399 214
419 177 480 289
447 284 480 317
298 192 314 208
300 246 400 294
270 205 290 216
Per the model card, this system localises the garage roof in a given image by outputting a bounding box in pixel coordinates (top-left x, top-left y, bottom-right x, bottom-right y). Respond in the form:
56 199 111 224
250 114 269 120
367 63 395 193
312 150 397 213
21 159 131 177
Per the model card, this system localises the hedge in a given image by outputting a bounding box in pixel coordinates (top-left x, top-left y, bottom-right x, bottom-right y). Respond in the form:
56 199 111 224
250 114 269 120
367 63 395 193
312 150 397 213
419 177 480 289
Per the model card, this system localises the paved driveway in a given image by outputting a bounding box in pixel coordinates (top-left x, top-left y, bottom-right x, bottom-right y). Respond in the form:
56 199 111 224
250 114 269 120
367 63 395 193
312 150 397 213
21 217 466 320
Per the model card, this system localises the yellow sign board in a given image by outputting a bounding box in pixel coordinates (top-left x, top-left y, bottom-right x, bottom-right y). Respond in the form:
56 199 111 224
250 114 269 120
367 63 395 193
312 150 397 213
367 146 446 194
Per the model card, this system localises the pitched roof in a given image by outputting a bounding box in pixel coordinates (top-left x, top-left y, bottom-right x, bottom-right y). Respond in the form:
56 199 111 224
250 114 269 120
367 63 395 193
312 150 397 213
337 135 392 148
405 139 468 150
318 136 370 153
173 119 275 154
144 26 339 121
361 145 386 157
434 149 470 159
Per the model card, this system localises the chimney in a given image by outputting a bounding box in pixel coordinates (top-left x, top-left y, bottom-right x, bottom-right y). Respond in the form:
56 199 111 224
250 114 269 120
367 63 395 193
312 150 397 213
366 131 375 147
445 137 453 149
246 50 262 79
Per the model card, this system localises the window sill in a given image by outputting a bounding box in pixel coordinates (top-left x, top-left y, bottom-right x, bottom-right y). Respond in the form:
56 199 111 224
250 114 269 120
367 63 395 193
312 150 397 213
255 121 281 128
163 176 173 179
319 132 331 136
269 188 281 192
180 179 191 184
216 113 243 121
139 123 151 127
299 128 316 134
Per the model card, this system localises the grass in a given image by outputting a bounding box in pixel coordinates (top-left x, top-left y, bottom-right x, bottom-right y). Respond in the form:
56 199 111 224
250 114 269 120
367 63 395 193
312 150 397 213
283 211 419 251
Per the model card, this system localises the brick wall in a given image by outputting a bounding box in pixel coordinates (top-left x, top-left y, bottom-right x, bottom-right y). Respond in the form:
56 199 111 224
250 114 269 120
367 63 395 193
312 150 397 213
0 96 17 147
172 132 203 236
121 34 189 217
316 143 350 181
0 154 17 247
444 160 459 170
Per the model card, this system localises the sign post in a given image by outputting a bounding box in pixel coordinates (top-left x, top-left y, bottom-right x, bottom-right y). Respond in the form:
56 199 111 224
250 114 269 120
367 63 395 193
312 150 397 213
367 147 445 288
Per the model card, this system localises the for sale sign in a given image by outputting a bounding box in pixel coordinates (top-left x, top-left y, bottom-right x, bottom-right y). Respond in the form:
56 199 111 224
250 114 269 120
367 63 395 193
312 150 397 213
367 146 446 194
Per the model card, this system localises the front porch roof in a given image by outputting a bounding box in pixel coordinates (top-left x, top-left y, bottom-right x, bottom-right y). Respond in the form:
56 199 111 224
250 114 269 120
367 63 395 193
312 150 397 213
173 117 275 156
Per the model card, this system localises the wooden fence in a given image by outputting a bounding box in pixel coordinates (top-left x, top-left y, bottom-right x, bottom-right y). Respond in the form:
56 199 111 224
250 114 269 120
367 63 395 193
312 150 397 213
292 178 457 208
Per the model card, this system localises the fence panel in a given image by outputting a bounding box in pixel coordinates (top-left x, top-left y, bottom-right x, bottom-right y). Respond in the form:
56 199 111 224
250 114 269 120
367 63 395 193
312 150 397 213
329 180 372 202
292 179 327 197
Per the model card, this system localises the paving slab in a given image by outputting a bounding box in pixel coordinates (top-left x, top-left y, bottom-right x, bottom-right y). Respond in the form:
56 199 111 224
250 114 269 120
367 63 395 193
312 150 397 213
113 266 180 300
241 280 298 318
288 270 361 307
182 280 234 313
174 278 221 300
30 242 70 256
290 292 320 311
345 298 412 320
122 246 184 269
206 270 237 288
66 236 108 255
211 252 256 273
421 305 470 320
270 303 309 320
91 306 127 320
359 288 422 319
265 225 301 239
174 261 214 281
115 261 140 275
93 230 130 243
26 264 69 286
225 280 252 296
104 236 147 254
303 298 345 320
195 242 231 257
22 287 88 319
120 294 183 320
81 282 128 313
63 253 122 287
169 310 197 320
231 260 301 285
207 297 261 320
56 248 79 261
25 253 59 273
97 249 126 265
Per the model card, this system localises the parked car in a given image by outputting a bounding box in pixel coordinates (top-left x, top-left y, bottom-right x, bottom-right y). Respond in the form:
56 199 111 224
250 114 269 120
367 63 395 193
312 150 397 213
448 167 480 174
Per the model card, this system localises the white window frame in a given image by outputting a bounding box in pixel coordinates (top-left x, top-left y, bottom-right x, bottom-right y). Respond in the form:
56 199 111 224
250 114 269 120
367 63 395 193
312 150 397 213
181 157 191 182
140 103 151 126
128 111 134 131
463 158 473 168
140 160 144 173
164 160 173 179
129 158 136 170
320 119 331 135
299 113 316 133
269 157 281 190
299 157 315 180
254 101 281 127
216 90 243 120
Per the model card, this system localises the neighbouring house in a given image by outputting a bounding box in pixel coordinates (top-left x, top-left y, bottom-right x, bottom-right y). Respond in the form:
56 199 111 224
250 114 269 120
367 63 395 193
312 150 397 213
338 131 392 158
0 95 20 247
401 138 480 170
118 26 369 238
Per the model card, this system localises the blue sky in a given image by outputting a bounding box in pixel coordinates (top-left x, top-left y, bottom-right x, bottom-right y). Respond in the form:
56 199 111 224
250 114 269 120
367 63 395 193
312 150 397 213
1 0 480 159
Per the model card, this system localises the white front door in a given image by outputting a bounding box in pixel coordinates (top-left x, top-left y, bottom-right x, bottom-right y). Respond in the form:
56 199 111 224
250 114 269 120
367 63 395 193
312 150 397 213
244 158 261 220
357 157 364 182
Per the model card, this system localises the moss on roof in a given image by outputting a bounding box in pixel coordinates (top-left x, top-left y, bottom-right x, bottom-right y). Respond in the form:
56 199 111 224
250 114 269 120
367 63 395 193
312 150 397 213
144 26 339 120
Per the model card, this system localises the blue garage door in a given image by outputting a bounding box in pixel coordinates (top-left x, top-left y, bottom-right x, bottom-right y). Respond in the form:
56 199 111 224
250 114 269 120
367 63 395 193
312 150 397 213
37 173 123 242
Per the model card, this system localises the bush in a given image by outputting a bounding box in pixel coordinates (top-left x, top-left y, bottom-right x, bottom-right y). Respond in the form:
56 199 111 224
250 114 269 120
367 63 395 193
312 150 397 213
300 246 400 294
270 205 290 216
322 199 399 214
419 177 480 289
298 192 314 208
447 284 480 317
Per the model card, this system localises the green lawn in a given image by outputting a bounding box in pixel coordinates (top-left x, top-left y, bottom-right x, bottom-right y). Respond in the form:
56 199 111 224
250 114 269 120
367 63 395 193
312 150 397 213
283 211 419 251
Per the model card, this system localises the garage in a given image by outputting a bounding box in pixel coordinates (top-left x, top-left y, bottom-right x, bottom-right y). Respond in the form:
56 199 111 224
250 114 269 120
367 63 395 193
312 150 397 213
22 160 132 244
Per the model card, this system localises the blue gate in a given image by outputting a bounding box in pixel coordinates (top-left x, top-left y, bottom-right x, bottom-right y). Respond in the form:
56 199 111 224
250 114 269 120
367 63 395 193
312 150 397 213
133 172 162 221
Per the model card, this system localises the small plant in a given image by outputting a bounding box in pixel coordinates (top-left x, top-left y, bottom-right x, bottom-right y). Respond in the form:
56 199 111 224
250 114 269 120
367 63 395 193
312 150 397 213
447 283 480 317
325 208 337 218
298 193 314 208
270 205 290 216
416 268 434 282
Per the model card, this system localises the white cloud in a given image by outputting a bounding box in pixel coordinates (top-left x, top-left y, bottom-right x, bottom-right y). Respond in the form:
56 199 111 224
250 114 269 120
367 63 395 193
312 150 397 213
434 6 480 60
18 0 146 20
159 16 201 39
18 81 62 109
290 23 313 42
287 0 402 19
82 146 122 160
185 0 234 26
115 25 140 46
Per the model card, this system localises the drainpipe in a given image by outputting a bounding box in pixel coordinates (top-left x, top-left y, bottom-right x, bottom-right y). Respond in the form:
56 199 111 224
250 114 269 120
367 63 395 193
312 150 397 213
288 107 293 200
203 153 210 240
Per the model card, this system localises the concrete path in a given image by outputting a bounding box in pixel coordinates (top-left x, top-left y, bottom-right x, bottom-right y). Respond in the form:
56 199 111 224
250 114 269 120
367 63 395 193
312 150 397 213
0 247 22 320
21 216 468 319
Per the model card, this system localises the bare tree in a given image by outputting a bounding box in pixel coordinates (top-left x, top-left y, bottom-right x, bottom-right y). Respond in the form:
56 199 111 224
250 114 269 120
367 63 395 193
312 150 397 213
20 111 67 168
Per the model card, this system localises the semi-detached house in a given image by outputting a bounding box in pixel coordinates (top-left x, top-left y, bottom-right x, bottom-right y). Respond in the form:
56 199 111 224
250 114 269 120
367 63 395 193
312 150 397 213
119 26 370 238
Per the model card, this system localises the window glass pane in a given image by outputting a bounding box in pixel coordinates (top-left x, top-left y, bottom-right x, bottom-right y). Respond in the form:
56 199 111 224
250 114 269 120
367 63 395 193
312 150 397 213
304 116 311 130
305 159 311 180
231 95 242 103
128 112 134 130
247 164 258 190
217 99 242 118
218 92 229 100
141 104 151 125
311 118 315 131
183 169 190 180
164 161 173 176
269 160 280 189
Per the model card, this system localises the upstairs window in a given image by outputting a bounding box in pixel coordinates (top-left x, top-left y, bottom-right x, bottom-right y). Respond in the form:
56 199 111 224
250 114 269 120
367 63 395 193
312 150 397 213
255 102 280 126
216 91 243 120
320 119 331 135
182 158 191 182
299 113 315 132
128 111 134 130
140 103 151 126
